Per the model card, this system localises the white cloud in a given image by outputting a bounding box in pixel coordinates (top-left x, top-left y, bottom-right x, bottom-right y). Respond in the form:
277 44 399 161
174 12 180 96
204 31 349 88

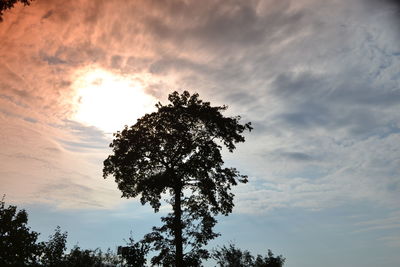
0 0 399 217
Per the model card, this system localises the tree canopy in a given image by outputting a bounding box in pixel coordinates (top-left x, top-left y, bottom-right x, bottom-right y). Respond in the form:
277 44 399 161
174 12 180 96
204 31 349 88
0 196 41 266
40 226 68 267
213 244 286 267
103 91 252 266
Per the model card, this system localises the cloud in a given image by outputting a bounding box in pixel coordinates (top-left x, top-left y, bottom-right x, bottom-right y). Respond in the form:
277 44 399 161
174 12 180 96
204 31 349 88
0 107 120 209
0 0 399 218
233 132 400 215
274 151 315 162
354 210 400 232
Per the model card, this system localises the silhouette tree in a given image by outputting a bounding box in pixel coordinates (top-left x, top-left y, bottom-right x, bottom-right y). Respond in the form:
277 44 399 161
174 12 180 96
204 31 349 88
103 91 252 266
40 226 68 267
0 196 41 266
100 248 121 266
64 246 104 267
0 0 33 21
213 244 253 267
213 244 285 267
117 236 149 267
253 250 286 267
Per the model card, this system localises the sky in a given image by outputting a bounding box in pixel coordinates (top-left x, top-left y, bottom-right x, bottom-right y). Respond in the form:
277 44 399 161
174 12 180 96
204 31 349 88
0 0 399 266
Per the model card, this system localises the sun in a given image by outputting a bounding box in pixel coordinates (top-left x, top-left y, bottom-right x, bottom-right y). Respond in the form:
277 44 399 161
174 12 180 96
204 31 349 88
71 67 157 133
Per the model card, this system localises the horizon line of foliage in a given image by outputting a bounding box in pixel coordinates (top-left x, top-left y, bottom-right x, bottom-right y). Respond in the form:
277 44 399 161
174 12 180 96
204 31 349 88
0 197 285 266
0 196 123 266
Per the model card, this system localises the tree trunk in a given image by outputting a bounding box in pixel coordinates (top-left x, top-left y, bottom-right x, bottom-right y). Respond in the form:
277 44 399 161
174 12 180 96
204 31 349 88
173 184 183 267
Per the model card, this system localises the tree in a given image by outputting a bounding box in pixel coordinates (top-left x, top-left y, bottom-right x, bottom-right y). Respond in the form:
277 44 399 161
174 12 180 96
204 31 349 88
64 246 104 267
0 0 33 21
117 236 149 267
253 250 286 267
213 244 285 267
103 91 252 266
213 244 253 267
40 226 68 267
100 248 121 266
0 196 41 266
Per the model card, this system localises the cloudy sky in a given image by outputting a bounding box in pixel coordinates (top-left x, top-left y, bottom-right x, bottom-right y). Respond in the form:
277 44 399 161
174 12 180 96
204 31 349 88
1 0 399 266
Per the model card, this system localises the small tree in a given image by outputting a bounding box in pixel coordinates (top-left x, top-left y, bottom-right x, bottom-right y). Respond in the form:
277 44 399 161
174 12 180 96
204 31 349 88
104 91 252 266
213 244 253 267
65 246 104 267
213 244 285 267
101 248 121 266
40 226 68 267
0 196 41 266
118 236 149 267
254 250 286 267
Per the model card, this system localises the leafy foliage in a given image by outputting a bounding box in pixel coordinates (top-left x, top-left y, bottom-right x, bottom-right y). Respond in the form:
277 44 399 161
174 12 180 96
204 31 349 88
143 204 218 266
253 250 286 267
0 196 41 266
213 244 253 267
65 246 104 267
118 236 149 267
213 244 286 267
0 197 287 267
41 230 123 267
0 197 125 266
99 248 121 266
104 91 252 266
40 226 68 267
0 0 33 21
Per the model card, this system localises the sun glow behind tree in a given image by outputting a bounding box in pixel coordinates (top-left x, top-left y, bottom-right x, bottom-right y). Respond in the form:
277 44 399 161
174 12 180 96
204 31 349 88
72 67 157 133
